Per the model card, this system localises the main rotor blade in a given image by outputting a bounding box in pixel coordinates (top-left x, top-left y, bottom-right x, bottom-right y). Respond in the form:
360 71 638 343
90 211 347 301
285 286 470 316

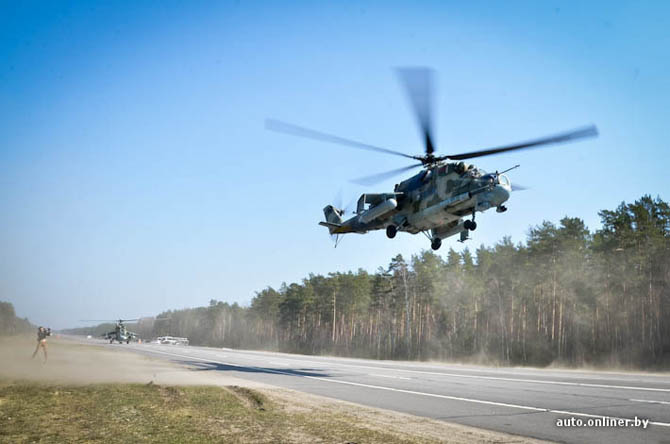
444 125 598 161
396 67 436 155
265 119 417 160
511 183 529 191
351 163 423 186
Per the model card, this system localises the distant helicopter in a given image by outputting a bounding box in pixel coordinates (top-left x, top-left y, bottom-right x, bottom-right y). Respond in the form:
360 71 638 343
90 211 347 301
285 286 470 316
266 68 597 250
80 317 169 344
106 319 138 344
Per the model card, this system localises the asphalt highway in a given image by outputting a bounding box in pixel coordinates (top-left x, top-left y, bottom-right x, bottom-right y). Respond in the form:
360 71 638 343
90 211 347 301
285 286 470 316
116 342 669 443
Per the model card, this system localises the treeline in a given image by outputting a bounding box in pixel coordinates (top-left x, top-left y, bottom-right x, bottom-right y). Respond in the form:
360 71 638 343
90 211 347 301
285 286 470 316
97 195 670 368
0 301 34 336
64 323 117 338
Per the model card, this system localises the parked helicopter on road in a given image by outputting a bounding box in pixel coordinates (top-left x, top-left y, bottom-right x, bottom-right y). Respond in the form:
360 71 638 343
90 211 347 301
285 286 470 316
80 317 169 344
266 68 598 250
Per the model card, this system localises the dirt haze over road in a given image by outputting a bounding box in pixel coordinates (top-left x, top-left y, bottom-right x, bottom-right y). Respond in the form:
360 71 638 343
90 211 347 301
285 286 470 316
0 335 271 387
0 336 550 444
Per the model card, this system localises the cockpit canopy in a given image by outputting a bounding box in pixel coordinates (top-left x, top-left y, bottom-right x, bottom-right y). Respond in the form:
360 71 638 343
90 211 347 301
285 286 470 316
480 172 510 187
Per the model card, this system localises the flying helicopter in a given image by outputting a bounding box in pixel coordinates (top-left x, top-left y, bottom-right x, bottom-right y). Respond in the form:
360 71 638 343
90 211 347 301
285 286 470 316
266 68 598 250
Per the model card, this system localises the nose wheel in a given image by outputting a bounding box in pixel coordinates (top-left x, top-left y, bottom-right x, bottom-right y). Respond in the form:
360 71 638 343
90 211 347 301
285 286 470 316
386 225 397 239
431 238 442 250
464 220 477 231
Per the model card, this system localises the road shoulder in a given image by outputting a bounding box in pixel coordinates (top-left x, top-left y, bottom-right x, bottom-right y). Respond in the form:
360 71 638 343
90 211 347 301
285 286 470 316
0 336 551 443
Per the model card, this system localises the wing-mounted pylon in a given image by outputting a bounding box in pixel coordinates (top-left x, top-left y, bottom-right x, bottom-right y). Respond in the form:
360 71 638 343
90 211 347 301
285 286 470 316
355 193 401 224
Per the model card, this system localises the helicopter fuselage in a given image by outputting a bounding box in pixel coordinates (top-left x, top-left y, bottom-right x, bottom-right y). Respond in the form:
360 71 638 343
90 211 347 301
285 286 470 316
321 161 511 248
105 322 137 344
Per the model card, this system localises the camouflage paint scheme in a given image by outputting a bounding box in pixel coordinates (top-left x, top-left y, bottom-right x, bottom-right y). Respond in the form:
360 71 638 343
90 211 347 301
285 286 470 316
320 161 511 246
105 321 138 344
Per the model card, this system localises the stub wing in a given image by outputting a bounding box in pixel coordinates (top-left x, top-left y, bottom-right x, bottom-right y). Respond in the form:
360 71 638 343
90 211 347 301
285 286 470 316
318 221 356 234
318 221 341 229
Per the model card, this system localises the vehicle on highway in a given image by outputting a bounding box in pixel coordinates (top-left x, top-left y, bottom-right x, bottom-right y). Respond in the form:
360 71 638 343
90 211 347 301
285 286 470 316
156 336 189 346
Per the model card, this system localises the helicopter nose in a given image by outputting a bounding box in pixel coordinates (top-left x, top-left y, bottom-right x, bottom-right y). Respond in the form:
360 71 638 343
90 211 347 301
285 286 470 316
497 174 512 191
493 182 511 205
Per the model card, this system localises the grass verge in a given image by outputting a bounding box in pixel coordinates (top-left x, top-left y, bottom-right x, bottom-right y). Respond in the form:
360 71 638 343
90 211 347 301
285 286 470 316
0 381 443 443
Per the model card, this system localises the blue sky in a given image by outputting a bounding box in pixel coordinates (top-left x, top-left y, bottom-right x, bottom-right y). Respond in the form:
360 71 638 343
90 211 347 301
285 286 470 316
1 1 668 329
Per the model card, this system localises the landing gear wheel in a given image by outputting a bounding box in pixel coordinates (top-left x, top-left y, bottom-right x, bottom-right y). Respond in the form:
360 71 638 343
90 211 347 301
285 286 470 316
431 238 442 251
386 225 397 239
464 220 477 231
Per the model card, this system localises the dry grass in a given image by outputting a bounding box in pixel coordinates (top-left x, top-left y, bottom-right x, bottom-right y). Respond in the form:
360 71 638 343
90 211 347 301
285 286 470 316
0 382 452 443
0 337 549 443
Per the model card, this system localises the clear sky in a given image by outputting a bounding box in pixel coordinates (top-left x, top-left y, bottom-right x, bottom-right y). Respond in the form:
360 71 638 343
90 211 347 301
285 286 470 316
1 1 668 329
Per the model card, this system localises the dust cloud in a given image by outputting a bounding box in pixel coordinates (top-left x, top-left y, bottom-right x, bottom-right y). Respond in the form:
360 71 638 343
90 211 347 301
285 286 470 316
0 335 269 388
0 336 547 444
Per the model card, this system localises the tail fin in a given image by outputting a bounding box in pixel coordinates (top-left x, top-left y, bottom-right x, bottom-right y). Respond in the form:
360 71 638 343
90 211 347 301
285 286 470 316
321 205 344 235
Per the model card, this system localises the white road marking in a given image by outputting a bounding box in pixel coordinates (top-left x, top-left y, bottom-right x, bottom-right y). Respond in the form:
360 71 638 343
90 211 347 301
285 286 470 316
225 348 670 381
226 350 670 393
143 344 670 393
369 373 411 380
630 399 670 405
199 349 318 368
140 348 670 428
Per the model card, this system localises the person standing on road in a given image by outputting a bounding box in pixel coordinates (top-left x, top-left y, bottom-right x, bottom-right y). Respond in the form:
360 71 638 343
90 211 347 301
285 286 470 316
32 326 50 362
